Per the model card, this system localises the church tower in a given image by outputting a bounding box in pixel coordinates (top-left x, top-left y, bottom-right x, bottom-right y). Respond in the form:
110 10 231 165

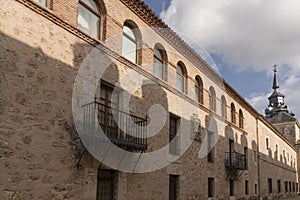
265 65 299 145
265 65 295 123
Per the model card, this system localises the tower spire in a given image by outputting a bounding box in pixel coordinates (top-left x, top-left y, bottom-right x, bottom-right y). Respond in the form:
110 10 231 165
272 64 279 91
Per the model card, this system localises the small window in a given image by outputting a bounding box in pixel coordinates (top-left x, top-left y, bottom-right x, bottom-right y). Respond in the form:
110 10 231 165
170 114 180 155
78 0 101 39
255 184 258 195
208 178 214 198
33 0 47 6
284 181 288 193
195 76 203 104
96 169 116 200
207 131 215 162
231 103 236 124
209 87 216 112
169 175 179 200
122 24 138 63
277 180 281 194
153 44 167 80
266 138 269 150
245 180 249 196
176 62 187 93
221 95 227 118
244 147 248 169
239 109 244 128
268 178 273 194
230 179 234 196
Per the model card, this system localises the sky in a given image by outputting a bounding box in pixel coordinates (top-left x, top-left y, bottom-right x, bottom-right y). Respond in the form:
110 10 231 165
144 0 300 118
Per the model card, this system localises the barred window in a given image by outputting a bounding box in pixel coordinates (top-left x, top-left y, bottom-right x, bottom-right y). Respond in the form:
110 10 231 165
208 177 214 198
96 169 116 200
169 175 179 200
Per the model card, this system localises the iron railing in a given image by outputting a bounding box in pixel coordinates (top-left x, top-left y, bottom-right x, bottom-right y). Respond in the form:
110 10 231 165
83 101 147 151
225 152 247 170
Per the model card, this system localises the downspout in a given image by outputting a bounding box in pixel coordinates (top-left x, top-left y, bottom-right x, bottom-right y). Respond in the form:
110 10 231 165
256 118 261 199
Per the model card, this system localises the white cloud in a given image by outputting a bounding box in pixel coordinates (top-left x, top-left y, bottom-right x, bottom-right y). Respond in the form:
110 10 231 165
161 0 300 118
161 0 300 72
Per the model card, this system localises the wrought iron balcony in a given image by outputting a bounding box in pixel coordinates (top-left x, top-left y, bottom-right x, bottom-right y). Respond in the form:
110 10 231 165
225 152 248 170
83 101 147 151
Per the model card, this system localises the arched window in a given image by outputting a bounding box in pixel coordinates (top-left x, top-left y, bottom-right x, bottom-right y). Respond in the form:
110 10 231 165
34 0 47 6
122 23 138 63
209 86 216 112
153 44 167 80
176 62 187 93
77 0 102 39
195 76 203 104
221 95 227 118
231 103 236 124
239 109 244 128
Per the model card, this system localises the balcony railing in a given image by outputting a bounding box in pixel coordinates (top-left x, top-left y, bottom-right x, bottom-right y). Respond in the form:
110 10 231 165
83 101 147 151
225 152 247 170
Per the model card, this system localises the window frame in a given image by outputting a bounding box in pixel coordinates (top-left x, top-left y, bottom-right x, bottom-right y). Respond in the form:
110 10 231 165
209 86 216 112
169 175 180 200
195 76 203 104
221 95 227 119
239 109 244 129
169 114 180 155
176 62 187 94
231 103 236 124
208 177 215 198
77 0 103 39
96 168 116 200
153 44 167 80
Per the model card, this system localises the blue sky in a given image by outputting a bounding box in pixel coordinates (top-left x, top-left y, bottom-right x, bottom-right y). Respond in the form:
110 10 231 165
144 0 300 118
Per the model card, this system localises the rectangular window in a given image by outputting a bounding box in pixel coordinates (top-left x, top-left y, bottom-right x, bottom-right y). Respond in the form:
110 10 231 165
169 114 179 155
230 179 234 196
284 181 288 193
169 175 179 200
255 184 258 195
266 138 269 150
277 180 281 194
268 178 272 194
207 131 215 162
245 180 249 196
96 169 116 200
208 178 214 198
244 147 248 169
289 181 292 193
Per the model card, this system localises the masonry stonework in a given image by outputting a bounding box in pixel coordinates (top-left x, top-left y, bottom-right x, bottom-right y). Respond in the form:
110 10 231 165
0 0 299 200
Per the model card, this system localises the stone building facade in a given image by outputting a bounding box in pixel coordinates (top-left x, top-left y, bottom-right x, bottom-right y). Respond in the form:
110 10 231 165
0 0 299 200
